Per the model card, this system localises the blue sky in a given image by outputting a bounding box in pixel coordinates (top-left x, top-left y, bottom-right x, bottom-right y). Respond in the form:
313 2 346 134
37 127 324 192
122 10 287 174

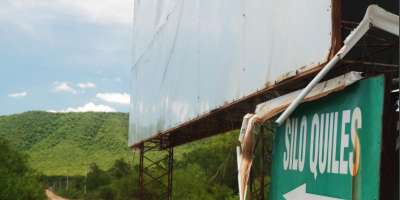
0 0 133 115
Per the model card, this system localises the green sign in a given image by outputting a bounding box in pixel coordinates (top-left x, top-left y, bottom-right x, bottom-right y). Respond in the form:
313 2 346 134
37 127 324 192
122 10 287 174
270 76 384 200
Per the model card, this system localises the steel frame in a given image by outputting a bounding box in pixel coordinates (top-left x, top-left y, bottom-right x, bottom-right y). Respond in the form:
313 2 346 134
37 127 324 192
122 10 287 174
336 22 399 76
135 16 398 200
139 137 174 200
378 74 398 200
248 124 272 200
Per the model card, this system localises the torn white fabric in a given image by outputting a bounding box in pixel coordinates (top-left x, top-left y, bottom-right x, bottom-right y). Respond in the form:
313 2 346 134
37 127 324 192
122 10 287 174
239 114 253 144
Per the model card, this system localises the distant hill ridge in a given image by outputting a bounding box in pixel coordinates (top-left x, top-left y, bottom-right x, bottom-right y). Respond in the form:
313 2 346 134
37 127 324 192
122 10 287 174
0 111 131 175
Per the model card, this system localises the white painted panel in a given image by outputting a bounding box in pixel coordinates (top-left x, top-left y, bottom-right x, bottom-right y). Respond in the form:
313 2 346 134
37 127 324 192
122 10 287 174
129 0 333 146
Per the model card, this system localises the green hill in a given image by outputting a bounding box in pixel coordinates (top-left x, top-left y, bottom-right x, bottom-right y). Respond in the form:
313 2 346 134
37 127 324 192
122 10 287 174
0 111 274 199
0 111 133 175
0 111 206 176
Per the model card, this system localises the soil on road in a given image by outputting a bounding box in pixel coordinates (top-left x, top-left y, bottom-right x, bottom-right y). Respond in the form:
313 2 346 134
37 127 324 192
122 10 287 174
46 190 68 200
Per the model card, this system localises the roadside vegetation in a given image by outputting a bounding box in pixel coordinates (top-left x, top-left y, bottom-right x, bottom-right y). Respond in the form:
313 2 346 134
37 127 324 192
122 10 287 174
0 111 132 175
1 112 274 199
0 138 46 200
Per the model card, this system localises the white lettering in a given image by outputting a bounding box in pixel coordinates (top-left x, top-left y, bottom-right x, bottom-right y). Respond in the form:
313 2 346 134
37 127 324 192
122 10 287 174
319 114 329 174
292 118 298 170
327 113 334 173
310 114 319 180
283 118 291 170
299 116 307 172
331 112 339 174
289 118 295 170
340 110 350 174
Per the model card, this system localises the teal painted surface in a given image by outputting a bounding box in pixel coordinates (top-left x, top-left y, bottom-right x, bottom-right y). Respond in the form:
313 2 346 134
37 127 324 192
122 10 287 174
269 76 384 200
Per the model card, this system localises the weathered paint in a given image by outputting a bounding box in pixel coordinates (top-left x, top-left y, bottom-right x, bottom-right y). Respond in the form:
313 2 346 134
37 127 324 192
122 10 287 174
269 76 384 200
129 0 334 147
253 72 363 123
237 72 363 200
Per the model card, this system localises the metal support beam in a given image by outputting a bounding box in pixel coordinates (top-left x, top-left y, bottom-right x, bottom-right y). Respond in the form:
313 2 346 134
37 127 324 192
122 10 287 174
139 143 144 200
247 124 271 200
276 5 399 126
341 60 399 68
260 125 265 200
138 140 174 200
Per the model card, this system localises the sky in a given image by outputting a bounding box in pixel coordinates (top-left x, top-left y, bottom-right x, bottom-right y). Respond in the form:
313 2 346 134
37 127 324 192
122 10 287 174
0 0 134 115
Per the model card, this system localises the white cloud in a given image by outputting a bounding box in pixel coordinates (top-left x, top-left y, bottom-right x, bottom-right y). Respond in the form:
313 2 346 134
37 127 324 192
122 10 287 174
0 0 134 27
96 92 130 104
47 102 116 113
114 77 122 82
101 78 108 81
91 98 98 101
51 81 84 94
60 0 133 25
7 92 27 98
76 82 96 89
96 70 102 74
51 81 82 94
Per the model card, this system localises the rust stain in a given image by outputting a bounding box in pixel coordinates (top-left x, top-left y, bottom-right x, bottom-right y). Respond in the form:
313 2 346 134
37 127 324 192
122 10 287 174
300 65 307 70
351 130 360 200
128 61 338 149
264 81 271 88
224 101 229 105
239 117 256 200
276 71 293 83
255 85 346 123
276 74 285 83
330 0 342 59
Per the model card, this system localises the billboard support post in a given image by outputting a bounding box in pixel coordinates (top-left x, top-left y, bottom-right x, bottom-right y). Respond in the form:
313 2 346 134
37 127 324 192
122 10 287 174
138 140 173 200
259 125 265 200
247 124 270 200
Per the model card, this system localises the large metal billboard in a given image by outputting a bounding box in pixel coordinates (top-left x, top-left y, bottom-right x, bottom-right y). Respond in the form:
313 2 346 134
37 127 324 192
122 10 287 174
269 76 385 199
129 0 335 147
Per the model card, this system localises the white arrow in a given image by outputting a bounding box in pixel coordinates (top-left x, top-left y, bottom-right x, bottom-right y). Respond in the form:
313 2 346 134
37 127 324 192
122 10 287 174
283 184 345 200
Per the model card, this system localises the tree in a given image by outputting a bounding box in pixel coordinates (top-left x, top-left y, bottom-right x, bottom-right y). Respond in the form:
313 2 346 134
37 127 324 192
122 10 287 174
86 162 112 191
98 185 117 200
108 158 131 179
0 138 46 200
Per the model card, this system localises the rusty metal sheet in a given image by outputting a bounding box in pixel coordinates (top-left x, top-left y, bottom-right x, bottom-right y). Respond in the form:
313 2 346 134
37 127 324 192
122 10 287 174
253 72 364 123
129 0 333 147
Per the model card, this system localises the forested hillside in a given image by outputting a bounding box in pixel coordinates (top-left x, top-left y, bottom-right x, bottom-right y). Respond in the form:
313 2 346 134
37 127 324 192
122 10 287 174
0 111 132 175
0 111 221 176
0 111 274 199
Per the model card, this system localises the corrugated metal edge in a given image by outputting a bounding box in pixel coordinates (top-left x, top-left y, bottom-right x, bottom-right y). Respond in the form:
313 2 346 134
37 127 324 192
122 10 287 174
128 62 334 148
254 72 363 123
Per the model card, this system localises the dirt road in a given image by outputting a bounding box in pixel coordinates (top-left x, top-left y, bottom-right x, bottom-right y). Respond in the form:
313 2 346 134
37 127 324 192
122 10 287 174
46 190 68 200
